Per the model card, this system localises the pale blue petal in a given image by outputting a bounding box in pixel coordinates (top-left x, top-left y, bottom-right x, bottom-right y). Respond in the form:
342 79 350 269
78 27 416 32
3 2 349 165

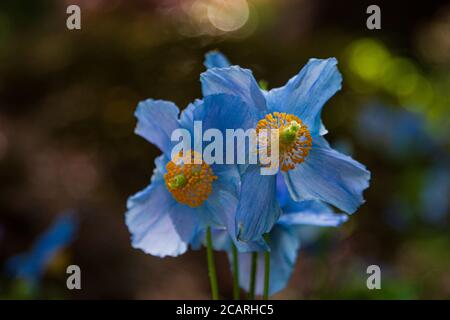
200 66 268 116
126 157 188 257
169 164 241 244
284 136 370 214
203 166 240 229
135 99 180 154
204 51 231 69
199 94 258 132
206 165 268 252
236 225 300 296
279 200 348 227
266 58 342 136
236 165 282 242
179 99 203 134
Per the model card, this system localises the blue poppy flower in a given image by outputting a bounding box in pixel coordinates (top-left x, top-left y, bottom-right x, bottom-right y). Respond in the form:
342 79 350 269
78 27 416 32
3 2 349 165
194 174 348 295
5 211 78 285
201 51 370 243
126 93 256 257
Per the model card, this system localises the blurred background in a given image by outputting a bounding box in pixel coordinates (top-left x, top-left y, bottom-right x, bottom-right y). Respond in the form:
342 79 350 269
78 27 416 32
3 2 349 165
0 0 449 299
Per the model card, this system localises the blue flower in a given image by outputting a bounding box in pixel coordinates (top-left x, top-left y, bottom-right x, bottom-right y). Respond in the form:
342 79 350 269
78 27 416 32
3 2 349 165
201 51 370 243
126 94 249 257
194 174 348 295
5 211 78 285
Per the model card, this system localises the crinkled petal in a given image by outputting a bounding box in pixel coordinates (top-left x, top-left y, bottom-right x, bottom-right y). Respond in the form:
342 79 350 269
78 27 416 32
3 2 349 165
284 136 370 214
279 200 348 227
179 99 202 133
135 99 180 154
126 180 188 258
168 202 206 245
201 66 267 116
266 58 342 135
236 165 282 242
204 51 231 69
235 225 300 296
208 165 268 252
199 94 258 132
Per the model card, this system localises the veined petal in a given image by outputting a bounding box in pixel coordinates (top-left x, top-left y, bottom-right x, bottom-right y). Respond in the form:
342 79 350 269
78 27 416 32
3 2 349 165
199 94 258 132
236 225 300 296
203 165 240 228
276 173 290 208
236 165 282 242
279 200 348 227
200 66 267 116
266 58 342 135
135 99 180 154
208 165 268 252
204 51 231 69
284 136 370 214
126 179 187 258
179 99 202 133
169 203 205 245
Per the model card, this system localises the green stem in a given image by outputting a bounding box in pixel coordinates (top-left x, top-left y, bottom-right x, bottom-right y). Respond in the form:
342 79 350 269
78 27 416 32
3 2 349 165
263 234 271 300
248 252 258 300
231 243 240 300
206 226 219 300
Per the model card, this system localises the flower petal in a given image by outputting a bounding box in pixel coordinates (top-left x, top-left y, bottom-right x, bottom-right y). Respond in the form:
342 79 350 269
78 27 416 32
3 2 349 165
236 165 282 242
266 58 342 135
284 136 370 214
135 99 180 154
236 225 300 296
169 202 210 244
279 200 348 227
126 183 187 258
200 66 267 116
204 51 231 69
126 156 188 257
199 93 258 131
178 99 202 133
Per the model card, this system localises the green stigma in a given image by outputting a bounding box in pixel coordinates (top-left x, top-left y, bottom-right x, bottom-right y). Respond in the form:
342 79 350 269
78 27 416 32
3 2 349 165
169 174 187 189
280 121 300 145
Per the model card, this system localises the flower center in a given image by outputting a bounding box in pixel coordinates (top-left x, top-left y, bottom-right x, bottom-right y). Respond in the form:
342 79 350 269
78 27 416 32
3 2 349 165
256 112 312 171
164 151 217 207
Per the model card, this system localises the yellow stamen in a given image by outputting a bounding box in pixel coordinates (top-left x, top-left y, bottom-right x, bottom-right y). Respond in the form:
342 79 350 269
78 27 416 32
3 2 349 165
256 112 312 171
164 151 217 207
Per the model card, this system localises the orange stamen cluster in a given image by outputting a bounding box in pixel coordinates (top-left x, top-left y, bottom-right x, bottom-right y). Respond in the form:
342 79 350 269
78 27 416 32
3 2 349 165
164 151 217 207
256 112 312 171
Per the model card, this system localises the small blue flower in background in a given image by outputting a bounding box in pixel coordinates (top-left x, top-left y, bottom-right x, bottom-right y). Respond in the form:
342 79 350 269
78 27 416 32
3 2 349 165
202 51 370 244
126 91 267 257
5 211 78 285
194 174 348 295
